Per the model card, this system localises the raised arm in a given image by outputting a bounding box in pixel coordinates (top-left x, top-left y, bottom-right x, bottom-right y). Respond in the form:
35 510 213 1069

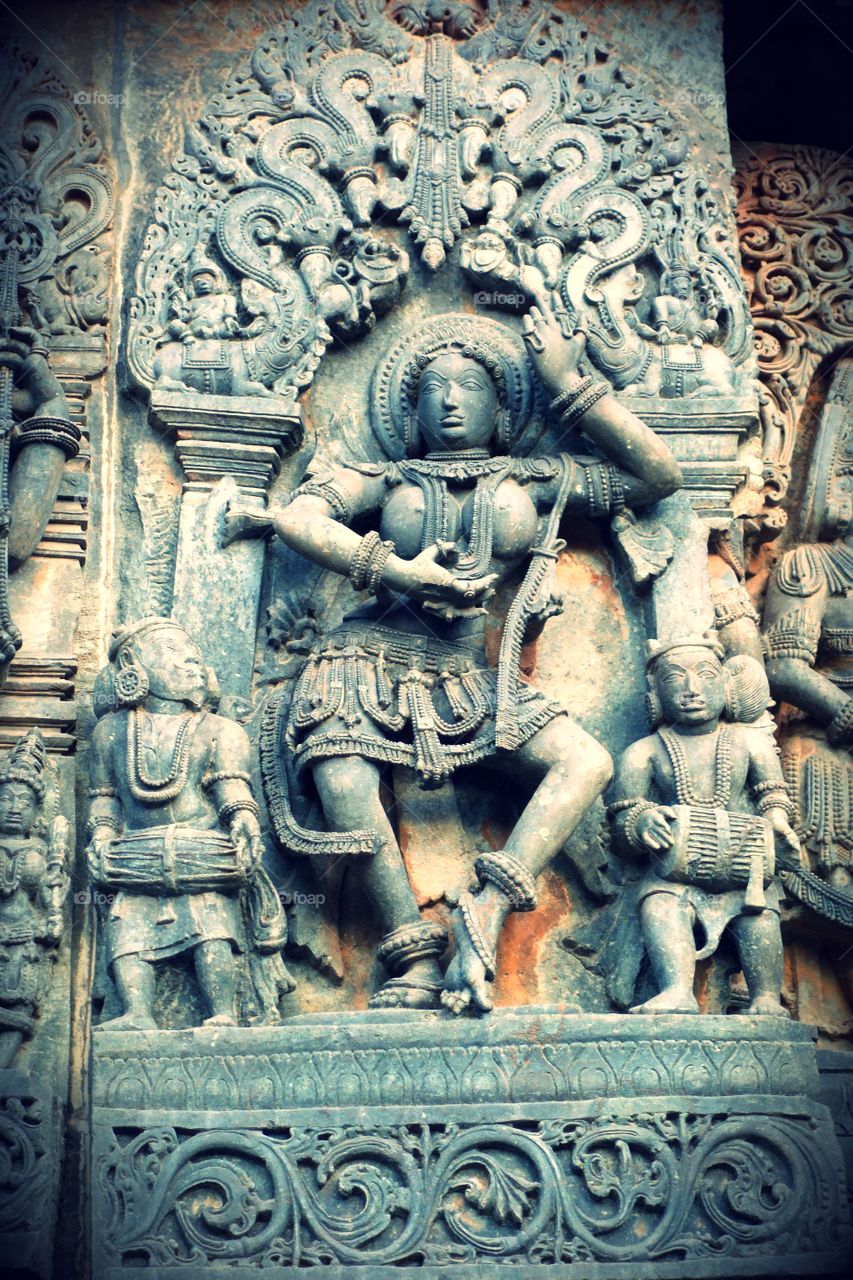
522 302 682 507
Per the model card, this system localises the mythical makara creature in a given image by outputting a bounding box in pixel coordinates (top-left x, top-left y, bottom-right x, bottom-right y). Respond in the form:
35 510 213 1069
229 305 682 1013
86 617 293 1030
0 729 69 1067
609 636 802 1017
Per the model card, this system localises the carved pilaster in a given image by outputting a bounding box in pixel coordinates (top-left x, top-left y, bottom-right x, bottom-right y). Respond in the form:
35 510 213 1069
149 391 303 697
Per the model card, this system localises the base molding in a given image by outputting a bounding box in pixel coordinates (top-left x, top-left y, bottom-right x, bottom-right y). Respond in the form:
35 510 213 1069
91 1009 851 1275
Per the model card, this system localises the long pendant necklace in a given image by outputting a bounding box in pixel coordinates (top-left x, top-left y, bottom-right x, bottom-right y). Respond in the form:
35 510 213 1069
127 707 193 804
659 723 733 808
401 454 512 579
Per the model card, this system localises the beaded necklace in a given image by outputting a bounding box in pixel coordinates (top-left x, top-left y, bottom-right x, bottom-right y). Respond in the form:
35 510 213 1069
127 707 194 804
659 723 733 808
400 454 514 580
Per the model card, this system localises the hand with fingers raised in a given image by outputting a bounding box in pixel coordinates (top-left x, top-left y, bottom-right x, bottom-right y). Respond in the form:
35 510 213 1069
521 292 587 398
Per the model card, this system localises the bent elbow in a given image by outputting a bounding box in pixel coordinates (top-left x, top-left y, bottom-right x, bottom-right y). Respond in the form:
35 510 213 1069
655 454 683 500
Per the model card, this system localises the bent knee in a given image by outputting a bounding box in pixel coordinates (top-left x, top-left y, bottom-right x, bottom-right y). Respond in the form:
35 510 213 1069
578 741 612 791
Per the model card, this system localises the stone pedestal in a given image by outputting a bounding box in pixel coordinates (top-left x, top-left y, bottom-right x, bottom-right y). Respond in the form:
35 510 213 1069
149 390 303 699
91 1010 849 1276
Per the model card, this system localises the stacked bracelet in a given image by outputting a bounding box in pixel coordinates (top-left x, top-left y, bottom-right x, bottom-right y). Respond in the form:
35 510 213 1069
349 531 396 593
756 792 795 820
349 531 380 590
550 377 593 418
366 538 395 593
475 850 537 912
218 798 261 824
622 799 657 851
553 381 608 430
86 814 121 838
17 415 82 460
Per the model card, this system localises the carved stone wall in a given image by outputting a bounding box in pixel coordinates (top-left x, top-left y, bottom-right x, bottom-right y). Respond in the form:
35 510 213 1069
1 3 852 1278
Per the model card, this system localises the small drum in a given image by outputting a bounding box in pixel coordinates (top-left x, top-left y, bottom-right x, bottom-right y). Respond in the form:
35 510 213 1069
102 826 242 895
655 805 775 909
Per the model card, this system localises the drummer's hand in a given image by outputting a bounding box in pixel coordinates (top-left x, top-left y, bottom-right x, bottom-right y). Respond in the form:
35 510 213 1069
767 807 803 862
635 805 676 852
231 811 263 873
85 833 113 884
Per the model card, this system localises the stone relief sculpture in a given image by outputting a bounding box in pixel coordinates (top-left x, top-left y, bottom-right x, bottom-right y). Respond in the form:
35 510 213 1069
763 359 853 925
0 47 111 673
228 302 682 1014
47 3 850 1275
0 729 68 1067
609 636 800 1017
86 617 293 1029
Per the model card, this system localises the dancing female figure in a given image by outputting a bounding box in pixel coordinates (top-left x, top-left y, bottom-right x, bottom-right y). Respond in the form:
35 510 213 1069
233 304 682 1013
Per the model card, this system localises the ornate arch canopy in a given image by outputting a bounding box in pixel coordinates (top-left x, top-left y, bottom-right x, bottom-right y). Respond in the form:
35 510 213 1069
128 0 752 414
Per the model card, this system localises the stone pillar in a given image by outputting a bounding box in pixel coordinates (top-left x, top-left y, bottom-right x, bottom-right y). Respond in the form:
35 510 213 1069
149 390 303 700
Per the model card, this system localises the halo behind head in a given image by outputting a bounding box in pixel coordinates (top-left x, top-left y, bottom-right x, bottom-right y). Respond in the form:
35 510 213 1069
370 313 542 458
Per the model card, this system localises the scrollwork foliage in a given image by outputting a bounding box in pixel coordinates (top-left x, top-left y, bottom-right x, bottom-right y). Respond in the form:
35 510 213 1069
735 143 853 503
98 1111 843 1268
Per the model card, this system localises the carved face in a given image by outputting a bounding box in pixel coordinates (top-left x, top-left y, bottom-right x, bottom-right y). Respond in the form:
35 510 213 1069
191 271 217 296
0 781 38 836
654 646 725 726
416 353 498 453
668 272 691 300
133 629 208 707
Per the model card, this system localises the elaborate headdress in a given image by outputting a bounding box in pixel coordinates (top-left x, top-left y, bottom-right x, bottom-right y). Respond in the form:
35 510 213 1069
646 632 725 670
108 616 189 663
0 729 47 802
370 313 544 458
184 243 228 290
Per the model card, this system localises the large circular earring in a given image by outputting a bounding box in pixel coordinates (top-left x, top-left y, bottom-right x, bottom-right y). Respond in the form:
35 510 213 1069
114 662 149 708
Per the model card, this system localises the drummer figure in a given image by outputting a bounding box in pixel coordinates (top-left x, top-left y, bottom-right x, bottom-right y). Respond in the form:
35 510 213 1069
86 616 285 1030
609 635 801 1017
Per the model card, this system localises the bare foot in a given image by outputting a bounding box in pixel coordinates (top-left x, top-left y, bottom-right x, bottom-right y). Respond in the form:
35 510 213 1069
97 1010 157 1032
441 893 497 1016
629 988 699 1015
746 995 789 1019
203 1012 237 1027
370 958 442 1010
